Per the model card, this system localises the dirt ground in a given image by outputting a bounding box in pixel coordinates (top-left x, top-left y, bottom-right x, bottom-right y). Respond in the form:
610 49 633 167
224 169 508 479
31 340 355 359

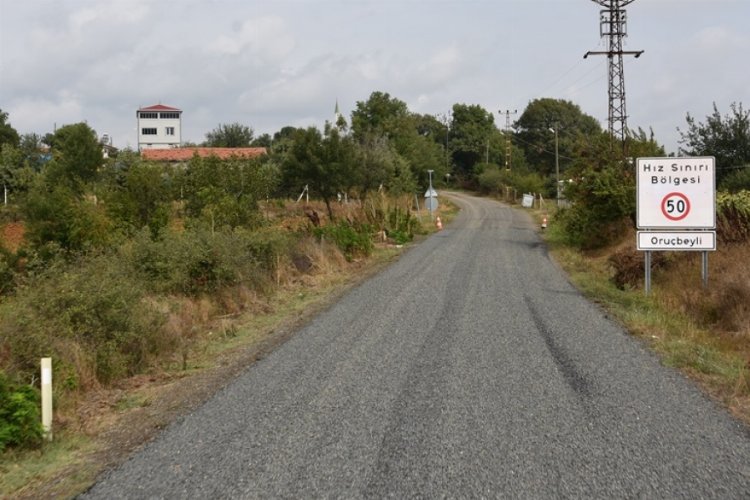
0 222 24 252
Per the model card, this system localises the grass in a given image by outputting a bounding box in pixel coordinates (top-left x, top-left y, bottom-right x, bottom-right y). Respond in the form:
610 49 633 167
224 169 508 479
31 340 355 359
0 434 97 499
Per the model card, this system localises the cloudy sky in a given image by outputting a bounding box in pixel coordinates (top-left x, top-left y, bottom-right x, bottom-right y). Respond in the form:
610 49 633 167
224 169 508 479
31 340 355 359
1 0 748 154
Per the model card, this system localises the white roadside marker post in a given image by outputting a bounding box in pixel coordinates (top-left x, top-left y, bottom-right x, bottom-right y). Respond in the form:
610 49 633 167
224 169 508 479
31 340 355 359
41 357 53 441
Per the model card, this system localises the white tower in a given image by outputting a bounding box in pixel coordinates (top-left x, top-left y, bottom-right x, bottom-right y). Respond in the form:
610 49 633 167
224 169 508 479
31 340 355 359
137 104 182 151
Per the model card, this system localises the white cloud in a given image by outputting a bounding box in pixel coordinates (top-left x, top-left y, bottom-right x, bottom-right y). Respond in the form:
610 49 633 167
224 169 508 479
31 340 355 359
207 16 295 61
418 46 463 83
693 26 750 52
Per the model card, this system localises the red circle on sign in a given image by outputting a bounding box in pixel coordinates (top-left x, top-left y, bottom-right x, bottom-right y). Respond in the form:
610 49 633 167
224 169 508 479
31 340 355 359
661 192 691 221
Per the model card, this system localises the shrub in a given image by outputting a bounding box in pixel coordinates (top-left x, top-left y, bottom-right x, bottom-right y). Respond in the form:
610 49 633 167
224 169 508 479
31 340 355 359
385 206 419 244
719 167 750 193
314 221 373 261
556 163 635 249
0 253 163 386
126 226 290 296
0 371 44 452
716 190 750 244
0 247 17 296
608 246 668 290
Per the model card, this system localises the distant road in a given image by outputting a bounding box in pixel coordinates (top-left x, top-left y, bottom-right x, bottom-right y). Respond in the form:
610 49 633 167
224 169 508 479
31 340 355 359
83 192 750 498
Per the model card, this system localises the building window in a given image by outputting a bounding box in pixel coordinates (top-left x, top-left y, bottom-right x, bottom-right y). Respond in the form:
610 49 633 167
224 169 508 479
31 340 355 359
139 112 158 119
142 128 157 135
165 127 175 136
160 112 180 119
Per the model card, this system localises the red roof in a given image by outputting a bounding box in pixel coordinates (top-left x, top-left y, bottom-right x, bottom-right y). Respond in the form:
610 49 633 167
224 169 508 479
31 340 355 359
141 147 267 162
139 104 182 112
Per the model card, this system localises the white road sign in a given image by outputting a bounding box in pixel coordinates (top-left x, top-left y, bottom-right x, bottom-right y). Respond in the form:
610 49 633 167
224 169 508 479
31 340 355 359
637 231 716 251
636 157 715 229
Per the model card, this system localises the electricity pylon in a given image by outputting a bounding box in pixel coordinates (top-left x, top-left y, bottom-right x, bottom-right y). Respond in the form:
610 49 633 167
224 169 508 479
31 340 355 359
584 0 643 149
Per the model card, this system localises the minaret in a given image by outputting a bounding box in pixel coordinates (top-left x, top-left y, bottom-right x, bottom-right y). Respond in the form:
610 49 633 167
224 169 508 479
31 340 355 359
333 100 346 131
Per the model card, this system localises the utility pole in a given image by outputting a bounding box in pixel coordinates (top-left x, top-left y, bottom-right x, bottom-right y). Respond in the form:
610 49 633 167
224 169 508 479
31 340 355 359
439 111 452 171
584 0 643 151
549 125 560 207
499 109 517 171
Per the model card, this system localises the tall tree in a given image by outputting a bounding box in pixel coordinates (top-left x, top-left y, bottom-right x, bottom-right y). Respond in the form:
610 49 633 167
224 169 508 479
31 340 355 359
0 109 20 148
46 122 103 191
448 103 496 178
204 123 254 147
281 127 355 220
515 98 601 177
678 102 750 186
351 92 446 188
351 91 412 144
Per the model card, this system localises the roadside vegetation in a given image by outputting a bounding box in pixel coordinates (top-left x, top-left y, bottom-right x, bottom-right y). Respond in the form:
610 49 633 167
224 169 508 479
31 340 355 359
0 97 748 496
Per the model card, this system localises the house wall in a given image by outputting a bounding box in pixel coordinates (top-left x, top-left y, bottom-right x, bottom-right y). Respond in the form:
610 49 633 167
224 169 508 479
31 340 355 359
137 112 182 150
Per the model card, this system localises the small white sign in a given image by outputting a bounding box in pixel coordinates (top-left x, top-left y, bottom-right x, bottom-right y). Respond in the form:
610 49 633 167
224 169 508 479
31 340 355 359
636 157 715 229
637 231 716 251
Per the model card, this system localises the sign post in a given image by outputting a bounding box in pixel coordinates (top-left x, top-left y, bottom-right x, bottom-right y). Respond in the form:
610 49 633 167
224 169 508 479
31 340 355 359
636 157 716 294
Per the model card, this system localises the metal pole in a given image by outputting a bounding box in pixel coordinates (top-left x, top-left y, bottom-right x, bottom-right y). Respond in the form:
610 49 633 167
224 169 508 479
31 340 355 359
644 251 651 295
555 128 560 207
702 251 709 288
427 169 434 220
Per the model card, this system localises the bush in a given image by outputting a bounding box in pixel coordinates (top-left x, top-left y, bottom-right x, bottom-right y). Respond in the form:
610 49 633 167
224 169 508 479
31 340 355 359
385 206 419 244
314 221 373 260
0 247 17 296
127 226 290 296
719 167 750 193
0 371 43 452
557 163 635 249
608 246 668 290
0 253 163 387
716 190 750 244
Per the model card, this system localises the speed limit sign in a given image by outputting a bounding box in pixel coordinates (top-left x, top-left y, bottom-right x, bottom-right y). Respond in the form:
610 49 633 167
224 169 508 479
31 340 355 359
661 192 690 221
637 157 715 229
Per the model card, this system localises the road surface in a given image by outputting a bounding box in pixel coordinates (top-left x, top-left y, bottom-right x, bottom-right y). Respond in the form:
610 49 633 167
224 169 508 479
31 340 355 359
83 192 750 498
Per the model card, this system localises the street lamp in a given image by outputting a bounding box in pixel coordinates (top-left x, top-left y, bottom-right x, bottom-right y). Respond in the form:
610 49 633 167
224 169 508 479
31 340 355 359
549 126 560 207
427 169 435 220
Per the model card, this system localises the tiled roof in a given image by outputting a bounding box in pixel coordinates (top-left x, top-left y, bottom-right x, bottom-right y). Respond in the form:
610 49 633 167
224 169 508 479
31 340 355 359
141 147 267 162
139 104 182 112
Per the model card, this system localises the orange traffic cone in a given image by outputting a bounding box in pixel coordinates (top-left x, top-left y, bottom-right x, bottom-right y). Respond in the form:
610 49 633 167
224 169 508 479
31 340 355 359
541 216 547 230
436 216 443 230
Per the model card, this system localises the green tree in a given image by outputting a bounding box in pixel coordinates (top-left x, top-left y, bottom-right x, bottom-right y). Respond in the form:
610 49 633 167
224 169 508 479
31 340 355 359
104 160 171 237
282 127 355 220
23 180 113 252
678 102 750 187
204 123 254 147
0 109 20 148
449 104 496 179
515 98 602 177
351 92 446 189
183 154 269 230
251 133 272 148
557 130 664 249
351 91 412 144
45 122 103 192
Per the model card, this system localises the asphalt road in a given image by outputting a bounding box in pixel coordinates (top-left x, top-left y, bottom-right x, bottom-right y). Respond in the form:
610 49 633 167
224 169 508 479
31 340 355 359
82 192 750 498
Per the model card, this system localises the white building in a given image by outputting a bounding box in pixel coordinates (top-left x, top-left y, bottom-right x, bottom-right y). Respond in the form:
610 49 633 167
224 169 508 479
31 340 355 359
137 104 182 150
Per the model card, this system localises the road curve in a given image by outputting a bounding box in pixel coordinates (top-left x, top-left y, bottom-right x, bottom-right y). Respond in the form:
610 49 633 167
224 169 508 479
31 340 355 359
83 193 750 498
